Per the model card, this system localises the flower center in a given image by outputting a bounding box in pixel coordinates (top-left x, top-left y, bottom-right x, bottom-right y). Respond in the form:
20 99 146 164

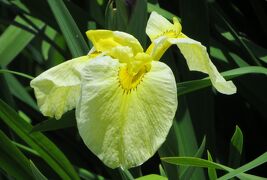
118 65 148 93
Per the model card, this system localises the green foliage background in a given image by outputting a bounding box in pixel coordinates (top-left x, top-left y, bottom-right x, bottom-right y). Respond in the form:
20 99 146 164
0 0 267 179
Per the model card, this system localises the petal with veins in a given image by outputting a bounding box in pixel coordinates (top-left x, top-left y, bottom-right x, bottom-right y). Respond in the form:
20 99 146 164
76 56 177 169
169 38 236 94
30 56 90 119
146 12 175 40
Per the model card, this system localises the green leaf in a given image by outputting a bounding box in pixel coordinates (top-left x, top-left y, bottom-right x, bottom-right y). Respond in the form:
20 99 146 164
118 168 134 180
218 152 267 180
180 136 206 179
0 130 33 180
242 38 267 64
115 0 128 31
78 167 105 180
126 0 147 47
135 174 167 180
12 141 40 157
207 151 217 180
47 0 88 57
180 0 209 46
228 125 243 168
0 16 44 67
147 3 177 21
0 99 80 180
0 69 34 80
159 164 166 177
4 74 38 110
210 2 262 66
161 153 267 180
31 110 75 132
159 50 200 180
29 160 48 180
177 66 267 96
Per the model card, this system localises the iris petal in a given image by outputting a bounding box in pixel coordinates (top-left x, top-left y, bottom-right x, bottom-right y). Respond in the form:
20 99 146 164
30 56 90 119
76 56 177 169
146 12 176 41
86 30 143 55
168 38 236 94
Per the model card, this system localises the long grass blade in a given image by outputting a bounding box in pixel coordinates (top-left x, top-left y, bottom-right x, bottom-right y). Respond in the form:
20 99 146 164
0 130 33 180
47 0 88 57
0 99 80 180
177 66 267 96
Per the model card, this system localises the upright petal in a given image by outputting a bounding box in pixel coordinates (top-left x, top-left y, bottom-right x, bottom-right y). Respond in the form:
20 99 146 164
86 30 143 55
168 38 236 94
146 12 174 40
30 56 90 119
76 56 177 169
146 11 180 41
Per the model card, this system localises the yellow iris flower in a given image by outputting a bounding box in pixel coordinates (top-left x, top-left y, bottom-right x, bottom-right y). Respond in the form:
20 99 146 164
30 11 236 169
146 12 236 94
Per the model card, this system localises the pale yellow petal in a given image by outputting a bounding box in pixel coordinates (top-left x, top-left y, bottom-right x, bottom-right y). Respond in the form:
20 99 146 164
86 30 143 55
76 56 177 169
109 46 134 63
169 38 236 94
146 11 174 40
30 56 90 119
147 36 172 61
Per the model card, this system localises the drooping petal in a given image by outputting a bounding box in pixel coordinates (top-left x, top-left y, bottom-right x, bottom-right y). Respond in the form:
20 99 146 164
30 56 90 119
168 37 236 94
146 11 180 41
86 30 143 55
76 56 177 169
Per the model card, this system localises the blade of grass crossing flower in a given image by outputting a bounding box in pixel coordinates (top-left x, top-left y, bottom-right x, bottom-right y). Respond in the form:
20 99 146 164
162 155 267 180
0 16 44 67
177 66 267 96
29 160 48 180
180 136 206 179
31 111 76 132
126 0 147 47
0 99 80 180
47 0 88 57
207 151 217 180
228 126 243 168
0 130 33 180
